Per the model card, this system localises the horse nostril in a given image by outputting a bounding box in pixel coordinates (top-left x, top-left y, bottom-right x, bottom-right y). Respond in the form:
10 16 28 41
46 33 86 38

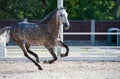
64 24 68 27
66 25 70 30
63 23 70 30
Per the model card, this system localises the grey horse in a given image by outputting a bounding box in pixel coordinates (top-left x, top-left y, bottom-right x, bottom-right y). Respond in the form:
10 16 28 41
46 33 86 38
0 8 70 70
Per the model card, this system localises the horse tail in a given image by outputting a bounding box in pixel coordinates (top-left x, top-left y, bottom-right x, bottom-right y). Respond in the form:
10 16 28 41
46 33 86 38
0 27 12 43
0 27 11 35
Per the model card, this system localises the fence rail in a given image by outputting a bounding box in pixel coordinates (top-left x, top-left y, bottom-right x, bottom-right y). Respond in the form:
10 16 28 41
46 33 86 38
6 46 120 58
61 32 120 35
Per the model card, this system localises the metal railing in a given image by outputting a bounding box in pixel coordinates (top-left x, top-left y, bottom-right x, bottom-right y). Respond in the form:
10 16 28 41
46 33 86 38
0 31 120 60
0 20 120 58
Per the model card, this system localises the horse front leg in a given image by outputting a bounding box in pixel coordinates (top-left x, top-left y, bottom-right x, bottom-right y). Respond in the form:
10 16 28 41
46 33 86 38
44 47 57 64
58 41 69 57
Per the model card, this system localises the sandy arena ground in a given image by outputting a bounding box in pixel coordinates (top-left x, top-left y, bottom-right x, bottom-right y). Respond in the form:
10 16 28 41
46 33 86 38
0 60 120 79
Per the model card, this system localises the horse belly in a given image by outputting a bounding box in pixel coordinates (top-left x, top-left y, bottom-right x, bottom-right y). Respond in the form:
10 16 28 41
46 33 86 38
25 33 45 46
27 39 44 46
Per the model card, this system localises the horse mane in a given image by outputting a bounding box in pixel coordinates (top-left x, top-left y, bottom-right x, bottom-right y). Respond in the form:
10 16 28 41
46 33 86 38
39 9 58 23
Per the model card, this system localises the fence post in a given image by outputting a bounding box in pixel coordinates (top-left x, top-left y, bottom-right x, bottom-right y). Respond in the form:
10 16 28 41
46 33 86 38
91 19 95 46
4 31 7 57
117 29 120 46
57 0 63 41
56 0 64 56
57 0 63 9
0 31 7 57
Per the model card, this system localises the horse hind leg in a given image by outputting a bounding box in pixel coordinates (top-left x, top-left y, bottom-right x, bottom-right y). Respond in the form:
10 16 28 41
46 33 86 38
21 43 42 70
10 35 42 70
44 47 57 64
25 43 40 63
22 47 42 70
58 41 69 57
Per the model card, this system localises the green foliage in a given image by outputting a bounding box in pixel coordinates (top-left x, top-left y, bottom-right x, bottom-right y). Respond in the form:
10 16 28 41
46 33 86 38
0 0 119 20
65 0 118 20
0 0 56 19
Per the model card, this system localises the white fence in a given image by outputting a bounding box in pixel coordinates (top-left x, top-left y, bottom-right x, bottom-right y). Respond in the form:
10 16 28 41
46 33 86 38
0 20 120 61
60 20 120 46
0 31 7 57
0 32 120 61
5 46 120 61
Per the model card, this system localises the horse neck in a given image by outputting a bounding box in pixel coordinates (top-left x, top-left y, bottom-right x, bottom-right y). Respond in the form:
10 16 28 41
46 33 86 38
38 9 61 39
44 12 61 36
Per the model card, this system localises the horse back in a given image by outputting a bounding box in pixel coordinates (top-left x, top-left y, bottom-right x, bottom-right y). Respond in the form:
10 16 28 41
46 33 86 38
11 23 46 45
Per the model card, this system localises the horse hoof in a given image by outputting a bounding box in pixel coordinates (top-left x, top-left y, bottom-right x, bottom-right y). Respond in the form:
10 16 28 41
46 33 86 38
60 54 68 57
60 54 65 57
37 64 43 70
43 60 53 64
43 60 48 64
38 67 43 70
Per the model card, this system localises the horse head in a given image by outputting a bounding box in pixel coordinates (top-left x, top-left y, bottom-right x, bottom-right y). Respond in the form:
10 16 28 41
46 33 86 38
58 8 70 30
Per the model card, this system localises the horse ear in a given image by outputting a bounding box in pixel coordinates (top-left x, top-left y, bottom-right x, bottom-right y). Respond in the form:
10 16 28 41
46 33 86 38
60 7 64 9
57 7 61 10
64 6 67 10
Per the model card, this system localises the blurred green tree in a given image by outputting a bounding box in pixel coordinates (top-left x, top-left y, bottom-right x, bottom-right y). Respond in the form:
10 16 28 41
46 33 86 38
64 0 119 20
0 0 56 19
0 0 119 20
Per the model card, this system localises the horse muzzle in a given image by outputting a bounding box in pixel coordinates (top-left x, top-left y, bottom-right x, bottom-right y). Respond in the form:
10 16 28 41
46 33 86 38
63 23 70 30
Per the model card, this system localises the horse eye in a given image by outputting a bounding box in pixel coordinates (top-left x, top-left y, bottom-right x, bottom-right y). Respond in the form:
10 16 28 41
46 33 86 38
60 14 63 17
